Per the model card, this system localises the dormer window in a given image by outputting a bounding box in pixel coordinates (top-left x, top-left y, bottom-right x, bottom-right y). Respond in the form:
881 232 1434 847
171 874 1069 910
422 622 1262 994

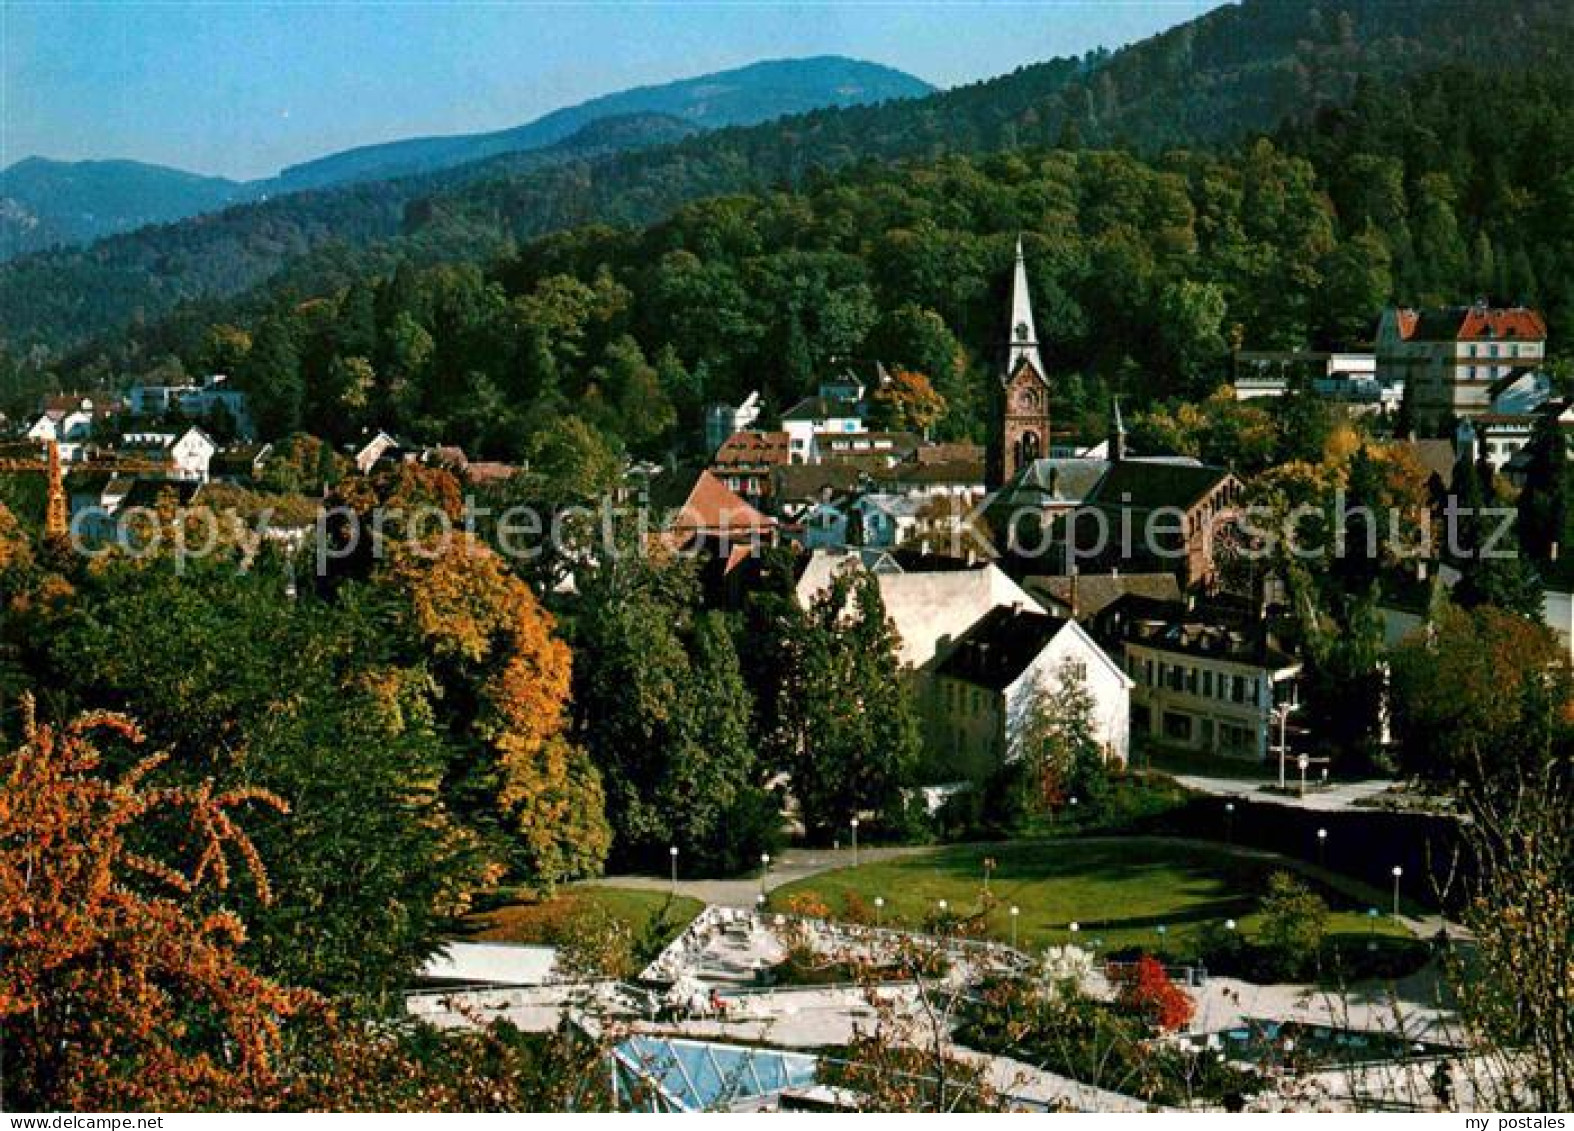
1015 322 1031 341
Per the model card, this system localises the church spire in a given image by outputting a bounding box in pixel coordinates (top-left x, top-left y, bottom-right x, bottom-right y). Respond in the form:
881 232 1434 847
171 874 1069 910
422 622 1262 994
1109 396 1127 462
1006 234 1043 379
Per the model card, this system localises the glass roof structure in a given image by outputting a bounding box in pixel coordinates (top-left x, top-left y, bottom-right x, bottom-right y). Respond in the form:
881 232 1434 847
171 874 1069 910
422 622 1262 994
610 1035 820 1112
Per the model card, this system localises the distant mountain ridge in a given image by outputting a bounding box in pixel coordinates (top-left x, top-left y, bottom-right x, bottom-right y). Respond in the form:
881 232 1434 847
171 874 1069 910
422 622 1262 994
0 55 931 259
0 157 244 258
9 0 1574 354
271 55 932 190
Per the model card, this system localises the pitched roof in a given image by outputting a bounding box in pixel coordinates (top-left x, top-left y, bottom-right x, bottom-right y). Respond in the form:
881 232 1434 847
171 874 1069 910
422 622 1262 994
1024 572 1183 619
1398 305 1547 342
794 550 1038 668
1088 460 1234 512
669 469 776 536
771 462 864 503
1392 439 1457 487
995 458 1109 507
934 605 1069 691
782 396 862 422
712 430 790 467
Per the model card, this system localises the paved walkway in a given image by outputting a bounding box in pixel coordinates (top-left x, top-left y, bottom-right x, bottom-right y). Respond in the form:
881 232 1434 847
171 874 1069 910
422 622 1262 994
1167 771 1402 812
593 843 933 908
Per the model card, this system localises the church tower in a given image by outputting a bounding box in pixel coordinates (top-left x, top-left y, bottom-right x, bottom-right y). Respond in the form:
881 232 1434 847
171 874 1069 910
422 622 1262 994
989 236 1052 488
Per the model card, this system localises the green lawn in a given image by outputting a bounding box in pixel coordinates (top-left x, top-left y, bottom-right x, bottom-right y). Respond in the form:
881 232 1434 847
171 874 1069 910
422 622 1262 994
769 837 1412 958
466 886 704 954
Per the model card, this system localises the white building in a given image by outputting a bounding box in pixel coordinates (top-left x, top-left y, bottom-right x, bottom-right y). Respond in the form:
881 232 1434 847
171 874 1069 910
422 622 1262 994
118 426 217 482
782 395 865 465
932 605 1132 775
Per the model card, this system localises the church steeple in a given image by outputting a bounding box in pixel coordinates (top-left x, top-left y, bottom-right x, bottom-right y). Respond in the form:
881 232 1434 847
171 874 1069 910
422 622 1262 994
990 236 1053 489
1006 235 1044 379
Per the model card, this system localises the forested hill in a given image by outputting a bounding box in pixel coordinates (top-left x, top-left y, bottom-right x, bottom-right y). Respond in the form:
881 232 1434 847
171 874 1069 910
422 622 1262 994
7 0 1572 355
20 52 1572 477
271 56 933 191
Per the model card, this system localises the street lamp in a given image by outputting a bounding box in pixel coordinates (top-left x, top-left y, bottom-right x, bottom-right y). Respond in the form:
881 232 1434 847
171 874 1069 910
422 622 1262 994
1224 801 1235 845
1316 827 1328 869
850 816 860 868
874 896 885 929
982 856 997 895
1297 753 1310 797
1010 905 1020 948
669 845 679 892
760 852 771 896
1391 866 1403 918
1367 906 1379 950
1273 701 1298 789
1156 923 1168 951
936 898 949 935
1069 921 1080 945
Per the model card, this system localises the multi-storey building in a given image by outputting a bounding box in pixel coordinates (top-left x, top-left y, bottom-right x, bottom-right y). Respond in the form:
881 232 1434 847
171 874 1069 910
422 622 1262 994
1377 303 1547 432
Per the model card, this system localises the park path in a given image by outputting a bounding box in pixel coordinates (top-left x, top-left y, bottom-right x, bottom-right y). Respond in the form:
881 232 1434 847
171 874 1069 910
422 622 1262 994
587 834 1466 940
592 843 934 908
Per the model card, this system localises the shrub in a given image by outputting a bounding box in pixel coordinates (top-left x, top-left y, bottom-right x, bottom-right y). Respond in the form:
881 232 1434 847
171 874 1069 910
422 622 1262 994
1112 954 1195 1033
1257 872 1329 979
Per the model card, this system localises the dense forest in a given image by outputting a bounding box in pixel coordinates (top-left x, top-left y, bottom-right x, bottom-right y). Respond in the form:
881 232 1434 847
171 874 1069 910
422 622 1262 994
5 0 1573 358
6 54 1572 462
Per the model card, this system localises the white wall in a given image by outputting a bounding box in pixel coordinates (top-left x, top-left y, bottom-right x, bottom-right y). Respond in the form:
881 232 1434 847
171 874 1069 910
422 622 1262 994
1003 622 1132 767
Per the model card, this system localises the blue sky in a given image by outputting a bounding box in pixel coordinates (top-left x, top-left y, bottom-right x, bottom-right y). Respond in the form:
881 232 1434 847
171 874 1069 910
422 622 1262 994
2 1 1220 180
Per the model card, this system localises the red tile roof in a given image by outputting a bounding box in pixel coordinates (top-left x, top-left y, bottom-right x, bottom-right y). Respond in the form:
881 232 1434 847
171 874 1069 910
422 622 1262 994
712 430 789 467
672 469 777 535
1396 305 1546 342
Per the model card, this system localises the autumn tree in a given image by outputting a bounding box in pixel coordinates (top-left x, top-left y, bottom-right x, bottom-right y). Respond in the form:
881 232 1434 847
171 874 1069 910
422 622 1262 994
1389 603 1571 785
869 368 947 435
379 533 611 887
0 701 303 1110
1112 955 1195 1034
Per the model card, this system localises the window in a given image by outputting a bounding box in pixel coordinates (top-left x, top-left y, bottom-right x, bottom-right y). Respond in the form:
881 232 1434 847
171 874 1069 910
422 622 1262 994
1203 670 1214 697
1163 712 1193 742
1064 659 1088 683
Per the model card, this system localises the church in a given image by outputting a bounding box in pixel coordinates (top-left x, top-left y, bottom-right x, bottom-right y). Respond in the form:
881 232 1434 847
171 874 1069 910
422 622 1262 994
988 237 1055 489
984 237 1243 590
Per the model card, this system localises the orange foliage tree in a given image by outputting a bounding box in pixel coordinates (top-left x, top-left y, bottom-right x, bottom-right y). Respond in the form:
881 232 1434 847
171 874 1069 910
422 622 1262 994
0 700 306 1109
870 368 947 435
380 533 611 887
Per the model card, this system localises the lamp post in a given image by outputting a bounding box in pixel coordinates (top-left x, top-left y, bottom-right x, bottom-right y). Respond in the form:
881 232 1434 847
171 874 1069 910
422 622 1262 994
760 852 771 896
669 845 679 893
1069 796 1079 821
1069 921 1080 947
1391 866 1403 918
1224 801 1235 845
936 898 949 937
982 856 996 896
850 817 860 868
1316 827 1328 869
1010 905 1020 948
1273 701 1297 789
874 896 885 929
1156 923 1168 952
1367 906 1379 950
1297 753 1310 797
